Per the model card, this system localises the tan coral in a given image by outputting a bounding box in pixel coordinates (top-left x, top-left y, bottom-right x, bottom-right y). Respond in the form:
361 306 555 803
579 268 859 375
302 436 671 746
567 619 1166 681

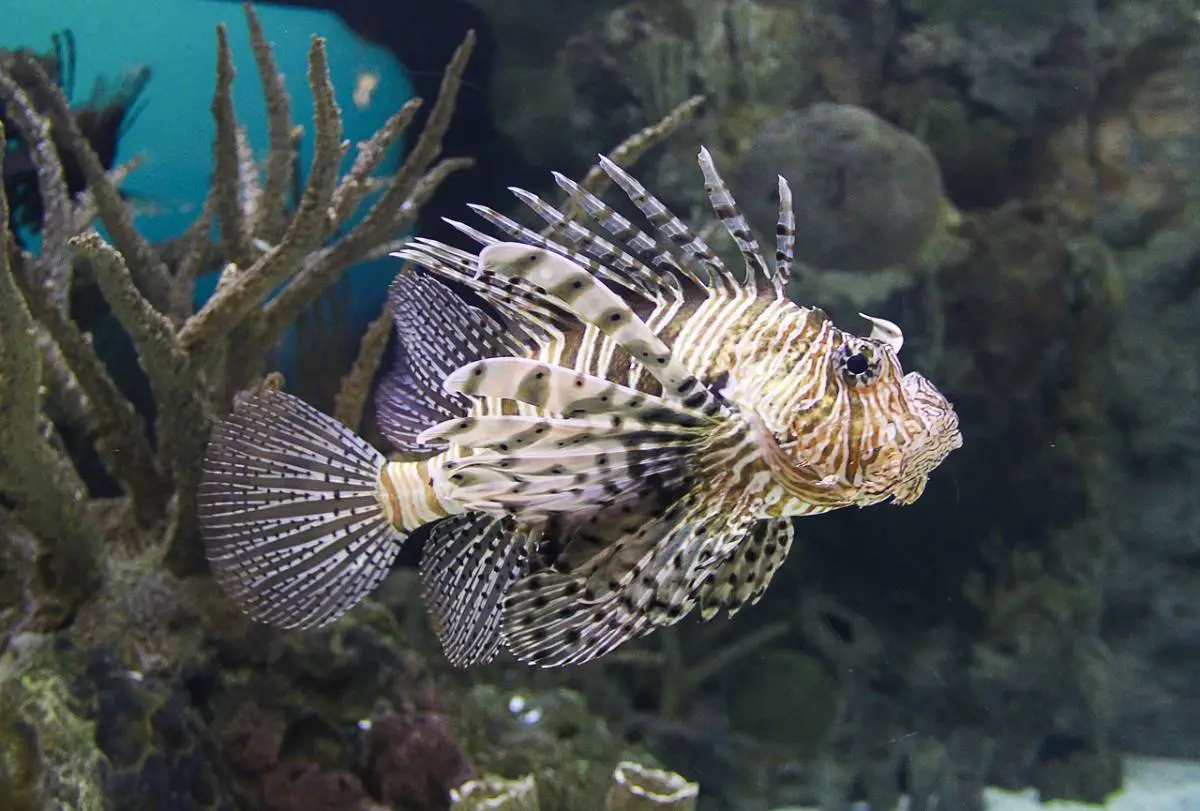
605 761 699 811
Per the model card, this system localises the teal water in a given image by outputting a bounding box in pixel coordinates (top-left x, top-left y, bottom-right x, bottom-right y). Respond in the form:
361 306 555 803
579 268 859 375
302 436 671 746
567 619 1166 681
3 0 415 366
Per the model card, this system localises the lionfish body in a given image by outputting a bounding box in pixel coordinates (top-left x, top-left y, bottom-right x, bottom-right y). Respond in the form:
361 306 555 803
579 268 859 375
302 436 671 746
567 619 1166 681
198 148 962 669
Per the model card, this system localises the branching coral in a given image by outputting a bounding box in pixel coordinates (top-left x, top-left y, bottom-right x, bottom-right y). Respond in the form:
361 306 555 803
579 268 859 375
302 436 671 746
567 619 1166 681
0 2 473 633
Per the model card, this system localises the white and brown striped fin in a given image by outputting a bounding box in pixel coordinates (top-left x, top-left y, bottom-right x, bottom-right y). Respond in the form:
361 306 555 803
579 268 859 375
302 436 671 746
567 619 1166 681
420 514 538 667
477 244 727 417
696 146 774 296
198 389 403 630
549 171 700 293
775 174 796 291
597 154 742 296
436 357 711 427
456 200 667 303
697 518 795 620
502 488 760 667
377 270 524 451
392 238 572 349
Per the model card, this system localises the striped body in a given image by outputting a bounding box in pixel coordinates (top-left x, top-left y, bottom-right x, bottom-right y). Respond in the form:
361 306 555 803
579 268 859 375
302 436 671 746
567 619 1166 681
378 291 944 532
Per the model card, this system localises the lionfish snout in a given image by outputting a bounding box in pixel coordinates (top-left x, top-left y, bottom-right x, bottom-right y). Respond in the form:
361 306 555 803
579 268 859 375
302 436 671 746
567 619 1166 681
899 370 962 483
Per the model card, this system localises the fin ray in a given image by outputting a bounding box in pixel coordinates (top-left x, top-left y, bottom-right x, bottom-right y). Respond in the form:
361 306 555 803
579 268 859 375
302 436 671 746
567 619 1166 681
378 271 526 451
697 518 795 620
421 514 536 667
199 389 404 630
503 485 761 667
475 247 728 417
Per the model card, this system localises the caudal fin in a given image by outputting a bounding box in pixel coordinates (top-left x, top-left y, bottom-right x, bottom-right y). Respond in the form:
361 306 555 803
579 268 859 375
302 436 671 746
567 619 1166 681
198 388 404 630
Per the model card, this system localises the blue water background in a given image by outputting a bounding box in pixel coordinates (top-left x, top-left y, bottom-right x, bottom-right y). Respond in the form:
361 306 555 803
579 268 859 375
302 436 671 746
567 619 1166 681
4 0 414 371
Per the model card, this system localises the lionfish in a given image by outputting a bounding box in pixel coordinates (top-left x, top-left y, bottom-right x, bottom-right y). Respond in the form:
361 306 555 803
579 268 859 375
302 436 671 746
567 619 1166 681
198 147 962 668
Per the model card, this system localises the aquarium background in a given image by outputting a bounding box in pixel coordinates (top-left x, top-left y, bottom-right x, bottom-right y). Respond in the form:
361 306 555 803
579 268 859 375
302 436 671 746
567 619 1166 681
2 0 1200 809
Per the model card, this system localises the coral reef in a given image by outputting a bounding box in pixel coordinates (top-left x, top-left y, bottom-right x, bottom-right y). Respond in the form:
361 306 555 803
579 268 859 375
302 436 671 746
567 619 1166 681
0 4 487 809
0 0 471 633
1 6 717 810
4 0 1200 808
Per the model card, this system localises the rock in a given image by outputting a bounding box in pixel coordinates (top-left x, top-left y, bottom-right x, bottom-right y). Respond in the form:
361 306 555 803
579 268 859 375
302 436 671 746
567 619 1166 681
734 102 947 271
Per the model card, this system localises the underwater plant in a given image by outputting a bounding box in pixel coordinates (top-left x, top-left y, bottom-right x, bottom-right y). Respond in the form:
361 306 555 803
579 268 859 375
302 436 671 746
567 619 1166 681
0 1 474 641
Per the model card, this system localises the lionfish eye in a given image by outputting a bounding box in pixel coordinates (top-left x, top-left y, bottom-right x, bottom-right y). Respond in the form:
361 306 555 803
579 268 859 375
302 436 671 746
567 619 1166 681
838 342 880 385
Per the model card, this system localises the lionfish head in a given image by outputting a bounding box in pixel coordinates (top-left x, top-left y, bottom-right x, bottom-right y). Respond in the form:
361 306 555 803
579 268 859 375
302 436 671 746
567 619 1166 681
783 313 961 506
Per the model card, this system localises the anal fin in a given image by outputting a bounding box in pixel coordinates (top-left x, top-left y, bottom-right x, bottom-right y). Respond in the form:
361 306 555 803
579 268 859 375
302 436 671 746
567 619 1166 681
420 514 538 667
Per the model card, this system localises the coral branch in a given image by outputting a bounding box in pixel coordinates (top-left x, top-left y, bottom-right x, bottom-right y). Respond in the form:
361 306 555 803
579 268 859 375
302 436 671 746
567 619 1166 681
328 97 422 230
68 233 209 557
333 297 392 430
211 24 257 270
254 31 477 353
0 71 165 519
178 34 344 358
0 131 100 621
0 71 71 310
11 253 165 520
0 509 40 654
242 2 297 243
20 58 174 312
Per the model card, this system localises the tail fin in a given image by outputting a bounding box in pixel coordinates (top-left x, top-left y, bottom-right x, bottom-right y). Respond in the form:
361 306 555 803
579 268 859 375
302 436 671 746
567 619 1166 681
198 388 404 630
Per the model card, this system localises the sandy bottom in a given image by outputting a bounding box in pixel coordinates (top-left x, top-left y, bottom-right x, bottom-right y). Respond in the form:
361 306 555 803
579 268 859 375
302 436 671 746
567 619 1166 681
776 756 1200 810
985 757 1200 810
